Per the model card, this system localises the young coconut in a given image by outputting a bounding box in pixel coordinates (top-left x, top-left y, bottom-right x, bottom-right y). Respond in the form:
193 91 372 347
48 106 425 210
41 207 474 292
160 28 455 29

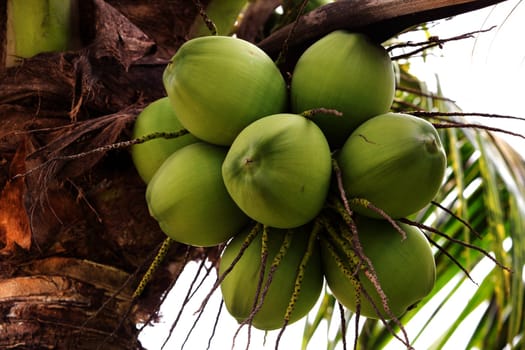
290 30 395 148
162 35 287 146
146 142 250 247
131 97 199 184
337 112 447 219
221 113 332 229
219 223 323 330
320 215 436 319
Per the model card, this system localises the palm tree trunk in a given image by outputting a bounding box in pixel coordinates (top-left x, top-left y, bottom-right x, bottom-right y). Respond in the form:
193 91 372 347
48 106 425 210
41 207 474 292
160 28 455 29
0 258 140 349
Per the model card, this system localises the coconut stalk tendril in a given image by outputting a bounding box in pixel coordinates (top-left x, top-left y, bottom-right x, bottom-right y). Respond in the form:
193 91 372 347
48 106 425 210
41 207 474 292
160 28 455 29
132 237 174 299
220 224 323 333
231 225 272 350
402 218 512 273
131 97 199 184
238 227 292 326
189 0 248 37
275 220 322 348
319 212 415 349
195 223 261 317
327 159 417 347
192 0 218 36
13 129 190 180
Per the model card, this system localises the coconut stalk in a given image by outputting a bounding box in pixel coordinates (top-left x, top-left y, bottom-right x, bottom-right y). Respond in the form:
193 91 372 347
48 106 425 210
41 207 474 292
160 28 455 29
4 0 79 67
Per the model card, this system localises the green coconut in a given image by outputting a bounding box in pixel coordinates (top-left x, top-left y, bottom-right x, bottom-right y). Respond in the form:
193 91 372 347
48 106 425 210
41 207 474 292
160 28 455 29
337 112 447 219
222 113 332 228
131 97 199 184
321 216 436 319
219 224 323 330
146 142 249 247
162 35 287 146
290 30 395 149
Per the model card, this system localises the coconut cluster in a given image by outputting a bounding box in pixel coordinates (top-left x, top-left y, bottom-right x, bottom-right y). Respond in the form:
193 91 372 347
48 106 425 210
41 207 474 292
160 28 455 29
131 31 447 329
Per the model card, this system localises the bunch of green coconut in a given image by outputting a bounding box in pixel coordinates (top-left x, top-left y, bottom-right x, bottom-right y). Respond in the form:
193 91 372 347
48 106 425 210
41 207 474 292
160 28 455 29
131 30 447 330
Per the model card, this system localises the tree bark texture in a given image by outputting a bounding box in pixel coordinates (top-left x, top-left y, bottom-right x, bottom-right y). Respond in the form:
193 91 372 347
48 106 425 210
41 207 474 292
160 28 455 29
0 0 507 349
0 258 140 349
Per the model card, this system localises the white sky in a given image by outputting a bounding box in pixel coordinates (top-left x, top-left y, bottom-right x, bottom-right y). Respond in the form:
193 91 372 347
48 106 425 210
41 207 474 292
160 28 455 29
140 2 525 349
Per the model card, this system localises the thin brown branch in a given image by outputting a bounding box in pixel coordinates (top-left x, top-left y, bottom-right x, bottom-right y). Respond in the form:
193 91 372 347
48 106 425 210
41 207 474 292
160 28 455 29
396 86 456 103
206 300 224 350
12 129 189 180
233 226 276 349
392 98 426 111
96 241 181 350
431 200 482 239
389 26 497 60
424 232 478 284
138 246 193 332
329 163 413 348
301 108 343 119
331 159 353 218
337 302 348 350
195 223 259 315
411 110 525 123
401 218 511 272
433 122 525 140
163 254 210 350
275 0 310 65
349 198 407 240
